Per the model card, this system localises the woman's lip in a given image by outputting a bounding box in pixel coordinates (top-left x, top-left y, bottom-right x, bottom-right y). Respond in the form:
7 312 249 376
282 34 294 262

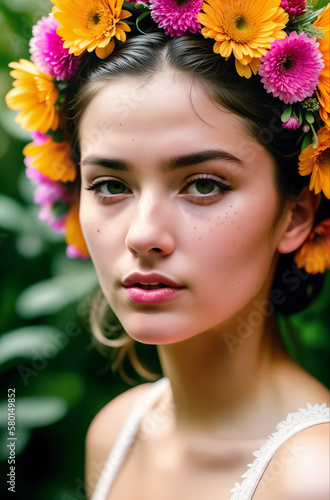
122 272 182 289
124 286 184 305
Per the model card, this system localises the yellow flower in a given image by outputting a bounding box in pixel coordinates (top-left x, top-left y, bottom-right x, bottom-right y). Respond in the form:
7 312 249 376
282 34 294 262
65 199 90 258
298 126 330 199
313 5 330 129
5 59 59 134
51 0 131 59
23 137 77 183
198 0 288 78
294 219 330 274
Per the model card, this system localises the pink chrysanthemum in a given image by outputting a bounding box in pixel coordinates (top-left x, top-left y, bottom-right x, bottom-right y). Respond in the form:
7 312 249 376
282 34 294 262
66 244 90 260
26 166 50 184
29 16 81 81
34 181 72 206
258 32 324 104
38 205 67 232
149 0 203 37
282 115 300 129
280 0 306 19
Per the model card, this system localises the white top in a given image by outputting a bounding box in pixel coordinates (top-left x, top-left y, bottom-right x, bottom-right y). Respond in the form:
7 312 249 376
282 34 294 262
91 377 330 500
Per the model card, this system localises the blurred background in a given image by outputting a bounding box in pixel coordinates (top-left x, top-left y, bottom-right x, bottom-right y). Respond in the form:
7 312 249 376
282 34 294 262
0 0 329 499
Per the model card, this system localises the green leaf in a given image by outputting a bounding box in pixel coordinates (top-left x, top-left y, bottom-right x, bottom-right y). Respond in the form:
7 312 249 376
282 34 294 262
301 133 313 150
281 106 292 123
0 326 68 366
0 3 31 37
0 195 27 232
305 111 315 124
0 427 31 460
16 270 98 318
0 396 68 428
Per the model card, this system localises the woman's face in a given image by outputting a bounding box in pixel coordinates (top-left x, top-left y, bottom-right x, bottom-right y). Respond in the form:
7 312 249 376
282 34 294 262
79 71 290 344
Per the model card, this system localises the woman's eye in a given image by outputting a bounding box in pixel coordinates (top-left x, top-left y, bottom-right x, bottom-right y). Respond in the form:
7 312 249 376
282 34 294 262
182 176 231 199
190 179 219 195
99 180 129 195
86 180 131 198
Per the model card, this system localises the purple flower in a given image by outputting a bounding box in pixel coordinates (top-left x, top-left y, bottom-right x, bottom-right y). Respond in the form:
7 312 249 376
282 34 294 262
38 205 66 232
149 0 203 37
282 116 300 129
66 244 90 260
280 0 306 19
26 166 49 184
29 16 81 81
34 181 72 205
258 32 324 105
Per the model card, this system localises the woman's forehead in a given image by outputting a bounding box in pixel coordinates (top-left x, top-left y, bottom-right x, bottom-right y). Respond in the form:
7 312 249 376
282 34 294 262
79 71 256 151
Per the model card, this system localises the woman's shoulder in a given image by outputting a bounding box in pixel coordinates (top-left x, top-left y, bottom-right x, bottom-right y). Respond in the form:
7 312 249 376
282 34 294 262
255 420 330 499
85 382 153 497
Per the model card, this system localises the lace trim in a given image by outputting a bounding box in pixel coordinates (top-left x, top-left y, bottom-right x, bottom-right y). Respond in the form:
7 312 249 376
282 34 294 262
230 403 330 500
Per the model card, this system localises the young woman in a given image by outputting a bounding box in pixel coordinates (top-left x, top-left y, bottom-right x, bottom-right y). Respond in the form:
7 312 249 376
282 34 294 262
6 1 329 499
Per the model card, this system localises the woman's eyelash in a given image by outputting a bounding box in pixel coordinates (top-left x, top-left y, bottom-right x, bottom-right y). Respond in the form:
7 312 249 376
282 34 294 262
183 174 232 192
85 174 232 197
85 180 111 191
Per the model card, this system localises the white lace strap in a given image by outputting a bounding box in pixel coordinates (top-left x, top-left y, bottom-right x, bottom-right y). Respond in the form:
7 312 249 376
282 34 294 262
231 403 330 500
91 377 170 500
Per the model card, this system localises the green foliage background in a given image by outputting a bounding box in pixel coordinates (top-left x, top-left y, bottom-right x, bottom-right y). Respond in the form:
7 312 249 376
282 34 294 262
0 1 329 499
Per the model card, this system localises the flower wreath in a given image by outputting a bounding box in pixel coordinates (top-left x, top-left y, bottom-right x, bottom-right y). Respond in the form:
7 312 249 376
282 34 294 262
5 0 330 273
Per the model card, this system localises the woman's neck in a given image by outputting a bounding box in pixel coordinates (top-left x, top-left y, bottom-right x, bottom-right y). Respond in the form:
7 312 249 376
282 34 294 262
157 313 289 438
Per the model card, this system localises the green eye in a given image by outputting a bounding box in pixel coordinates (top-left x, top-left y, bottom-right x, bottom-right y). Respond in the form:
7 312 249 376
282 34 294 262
100 181 128 195
195 180 217 195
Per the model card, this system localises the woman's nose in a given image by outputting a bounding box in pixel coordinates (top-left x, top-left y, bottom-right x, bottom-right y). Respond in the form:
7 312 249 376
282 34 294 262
125 192 175 258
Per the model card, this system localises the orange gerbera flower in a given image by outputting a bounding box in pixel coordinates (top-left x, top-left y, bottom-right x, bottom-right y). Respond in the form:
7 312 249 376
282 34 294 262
65 199 90 258
313 5 330 129
294 219 330 274
23 137 76 183
51 0 131 59
5 59 59 134
198 0 288 78
298 126 330 199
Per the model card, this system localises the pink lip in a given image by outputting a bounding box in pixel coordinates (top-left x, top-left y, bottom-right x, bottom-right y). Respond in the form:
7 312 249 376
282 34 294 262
122 272 184 305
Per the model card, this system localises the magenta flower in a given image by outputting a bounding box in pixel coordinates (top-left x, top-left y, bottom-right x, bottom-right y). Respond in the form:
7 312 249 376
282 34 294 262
258 32 324 105
29 16 81 81
26 166 50 184
280 0 306 18
149 0 203 37
34 181 72 205
282 116 300 130
66 244 89 260
38 205 67 232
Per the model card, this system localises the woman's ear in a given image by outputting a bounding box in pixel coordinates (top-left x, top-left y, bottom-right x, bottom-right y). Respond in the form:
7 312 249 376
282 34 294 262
277 187 321 255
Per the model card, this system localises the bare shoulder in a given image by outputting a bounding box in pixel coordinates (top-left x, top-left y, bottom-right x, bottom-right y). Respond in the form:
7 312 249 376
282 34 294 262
255 422 330 500
85 382 152 498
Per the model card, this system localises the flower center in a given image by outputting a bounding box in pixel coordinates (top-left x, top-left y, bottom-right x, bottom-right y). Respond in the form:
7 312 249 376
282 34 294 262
86 3 116 35
222 10 255 43
91 12 101 25
314 234 324 244
235 16 248 31
317 148 330 165
176 0 189 6
280 54 294 72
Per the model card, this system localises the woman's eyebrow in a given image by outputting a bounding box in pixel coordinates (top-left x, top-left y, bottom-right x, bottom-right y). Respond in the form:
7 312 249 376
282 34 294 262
80 156 131 171
80 150 243 172
161 150 243 172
